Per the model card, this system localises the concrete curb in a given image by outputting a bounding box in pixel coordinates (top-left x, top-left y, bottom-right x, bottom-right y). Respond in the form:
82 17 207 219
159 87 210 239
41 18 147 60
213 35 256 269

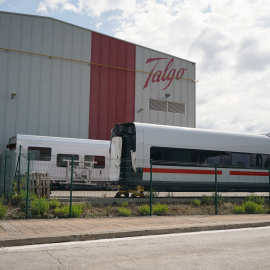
1 221 270 247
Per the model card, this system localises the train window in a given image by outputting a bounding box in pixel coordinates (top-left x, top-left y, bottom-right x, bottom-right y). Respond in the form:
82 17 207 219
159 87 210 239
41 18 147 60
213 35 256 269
150 147 199 166
199 150 221 167
84 155 105 168
232 153 250 168
220 152 231 168
28 147 51 161
56 154 79 167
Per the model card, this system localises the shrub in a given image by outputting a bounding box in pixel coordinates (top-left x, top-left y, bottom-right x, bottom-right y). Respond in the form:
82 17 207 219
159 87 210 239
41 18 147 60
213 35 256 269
138 204 150 215
31 197 50 217
243 201 266 214
245 195 265 205
54 204 83 218
118 207 131 217
153 203 169 215
50 198 61 209
0 197 8 219
192 199 201 206
121 202 129 207
233 204 245 214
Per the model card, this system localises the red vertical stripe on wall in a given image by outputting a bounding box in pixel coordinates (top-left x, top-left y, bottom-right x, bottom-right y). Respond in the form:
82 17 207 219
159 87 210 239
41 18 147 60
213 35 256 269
89 33 136 140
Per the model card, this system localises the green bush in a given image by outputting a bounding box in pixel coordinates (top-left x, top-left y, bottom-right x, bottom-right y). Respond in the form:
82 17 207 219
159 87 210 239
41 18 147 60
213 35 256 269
50 198 61 209
31 197 50 217
0 197 8 219
121 202 129 207
233 204 245 214
192 199 201 206
245 195 265 205
138 204 150 215
153 203 169 215
118 207 131 217
244 201 266 214
54 204 83 218
106 205 111 216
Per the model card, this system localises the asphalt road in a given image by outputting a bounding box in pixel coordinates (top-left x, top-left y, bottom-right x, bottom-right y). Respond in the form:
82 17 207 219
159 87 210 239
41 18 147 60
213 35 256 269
1 227 270 270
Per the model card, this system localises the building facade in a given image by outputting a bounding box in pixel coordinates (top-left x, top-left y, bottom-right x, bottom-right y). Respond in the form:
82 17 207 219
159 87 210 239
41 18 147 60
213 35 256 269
0 11 196 152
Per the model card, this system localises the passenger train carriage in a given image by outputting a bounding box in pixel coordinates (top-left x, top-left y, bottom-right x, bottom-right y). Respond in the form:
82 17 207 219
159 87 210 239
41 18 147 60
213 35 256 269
110 122 270 192
8 135 110 188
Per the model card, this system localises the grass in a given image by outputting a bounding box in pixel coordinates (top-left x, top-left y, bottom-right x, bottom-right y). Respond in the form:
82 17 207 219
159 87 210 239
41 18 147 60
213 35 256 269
1 193 269 219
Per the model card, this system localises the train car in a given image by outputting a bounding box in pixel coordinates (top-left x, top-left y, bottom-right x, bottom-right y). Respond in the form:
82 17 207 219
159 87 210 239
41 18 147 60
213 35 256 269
8 134 110 187
110 122 270 194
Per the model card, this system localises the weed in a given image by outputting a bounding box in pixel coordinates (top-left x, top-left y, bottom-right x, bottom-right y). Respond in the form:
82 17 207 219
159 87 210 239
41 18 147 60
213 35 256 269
153 203 169 215
112 201 118 206
245 195 265 205
138 204 150 215
118 207 131 217
106 205 111 216
54 204 83 218
50 198 61 209
31 197 50 217
201 195 213 205
102 193 107 198
166 192 174 198
233 204 245 214
121 202 129 208
145 190 159 198
0 197 8 219
192 199 201 206
243 201 266 214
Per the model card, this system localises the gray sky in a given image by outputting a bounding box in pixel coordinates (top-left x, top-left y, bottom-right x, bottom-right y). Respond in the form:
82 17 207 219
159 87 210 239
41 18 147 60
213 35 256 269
1 0 270 134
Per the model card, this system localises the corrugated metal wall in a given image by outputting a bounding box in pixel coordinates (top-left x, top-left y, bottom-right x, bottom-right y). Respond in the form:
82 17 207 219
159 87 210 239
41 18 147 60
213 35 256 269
89 33 135 140
135 46 196 127
0 12 91 152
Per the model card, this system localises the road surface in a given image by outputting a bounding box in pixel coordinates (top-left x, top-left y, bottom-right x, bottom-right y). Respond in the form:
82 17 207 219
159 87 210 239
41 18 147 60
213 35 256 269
1 227 270 269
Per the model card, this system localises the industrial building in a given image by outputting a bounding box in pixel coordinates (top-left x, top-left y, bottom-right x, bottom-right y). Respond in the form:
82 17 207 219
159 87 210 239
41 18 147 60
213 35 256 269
0 11 196 152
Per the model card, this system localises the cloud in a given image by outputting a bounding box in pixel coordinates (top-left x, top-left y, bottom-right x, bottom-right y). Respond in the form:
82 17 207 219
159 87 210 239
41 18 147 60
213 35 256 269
0 0 5 4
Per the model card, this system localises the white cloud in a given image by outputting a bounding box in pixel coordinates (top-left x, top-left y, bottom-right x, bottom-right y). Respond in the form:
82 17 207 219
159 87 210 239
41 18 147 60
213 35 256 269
113 0 270 134
36 0 270 134
0 0 5 4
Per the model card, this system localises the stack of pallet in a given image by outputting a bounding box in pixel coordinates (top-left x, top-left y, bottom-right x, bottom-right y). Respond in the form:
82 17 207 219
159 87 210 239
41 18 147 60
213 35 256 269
30 173 50 199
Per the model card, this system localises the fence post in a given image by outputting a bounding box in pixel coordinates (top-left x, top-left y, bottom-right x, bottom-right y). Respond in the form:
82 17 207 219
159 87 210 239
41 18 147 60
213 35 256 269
150 159 153 216
69 156 74 218
26 152 30 218
18 145 21 194
215 164 218 215
3 151 7 196
269 168 270 209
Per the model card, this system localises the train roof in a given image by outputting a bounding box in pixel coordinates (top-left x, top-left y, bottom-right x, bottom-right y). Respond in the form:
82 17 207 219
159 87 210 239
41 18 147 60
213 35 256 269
129 122 270 154
9 134 110 147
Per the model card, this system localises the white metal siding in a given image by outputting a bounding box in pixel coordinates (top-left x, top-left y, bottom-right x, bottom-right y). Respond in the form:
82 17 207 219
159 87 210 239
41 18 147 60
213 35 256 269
134 46 196 128
0 12 91 152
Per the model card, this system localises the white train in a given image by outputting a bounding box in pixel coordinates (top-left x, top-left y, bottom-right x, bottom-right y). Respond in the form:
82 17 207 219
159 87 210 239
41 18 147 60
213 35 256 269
110 122 270 192
8 134 110 188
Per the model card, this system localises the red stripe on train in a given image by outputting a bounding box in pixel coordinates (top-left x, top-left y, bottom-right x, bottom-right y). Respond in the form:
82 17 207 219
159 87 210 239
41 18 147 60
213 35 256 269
230 171 269 176
143 168 222 175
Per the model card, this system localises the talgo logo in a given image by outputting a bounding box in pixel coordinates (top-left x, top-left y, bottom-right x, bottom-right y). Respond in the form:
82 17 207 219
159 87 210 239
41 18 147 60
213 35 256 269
143 58 187 90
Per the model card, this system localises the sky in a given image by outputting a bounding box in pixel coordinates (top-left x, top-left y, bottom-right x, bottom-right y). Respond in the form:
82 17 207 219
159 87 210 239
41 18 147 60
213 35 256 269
1 0 270 135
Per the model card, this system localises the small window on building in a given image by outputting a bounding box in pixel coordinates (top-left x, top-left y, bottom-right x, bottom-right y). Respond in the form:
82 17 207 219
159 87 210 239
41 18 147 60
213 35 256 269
56 154 79 167
84 155 105 168
28 147 51 161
